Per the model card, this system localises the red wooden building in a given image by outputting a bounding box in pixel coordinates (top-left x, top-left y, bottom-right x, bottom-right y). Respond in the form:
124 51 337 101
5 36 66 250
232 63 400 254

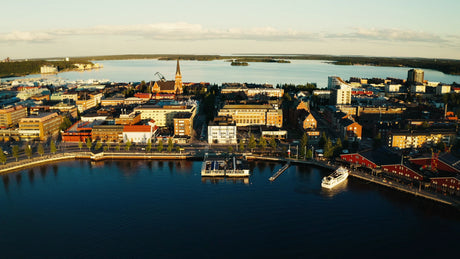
340 148 400 169
381 163 424 181
410 153 460 174
430 176 460 192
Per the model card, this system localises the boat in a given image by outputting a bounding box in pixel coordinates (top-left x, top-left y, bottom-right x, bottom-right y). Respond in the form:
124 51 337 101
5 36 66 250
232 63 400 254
201 154 250 177
321 167 349 189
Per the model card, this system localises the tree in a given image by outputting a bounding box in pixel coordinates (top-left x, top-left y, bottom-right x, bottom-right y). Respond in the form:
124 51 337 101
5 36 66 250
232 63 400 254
95 140 102 151
248 134 257 151
157 139 164 152
37 143 44 157
259 136 267 150
146 140 152 152
333 138 343 157
12 145 19 162
24 144 32 159
105 142 111 151
269 137 277 150
324 137 333 158
0 147 6 165
300 132 308 158
125 140 132 151
50 141 57 154
59 116 73 131
437 140 446 152
175 146 181 153
86 137 92 151
115 143 121 151
306 149 313 159
78 140 83 150
318 132 327 148
228 145 234 153
167 138 174 152
239 141 245 152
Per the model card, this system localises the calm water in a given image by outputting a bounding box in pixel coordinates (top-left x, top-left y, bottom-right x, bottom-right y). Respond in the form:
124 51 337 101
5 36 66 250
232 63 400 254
0 160 459 258
10 59 460 88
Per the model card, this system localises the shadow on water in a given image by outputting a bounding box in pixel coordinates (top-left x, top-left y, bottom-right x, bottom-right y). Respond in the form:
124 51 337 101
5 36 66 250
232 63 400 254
39 166 47 179
201 177 250 185
2 175 9 193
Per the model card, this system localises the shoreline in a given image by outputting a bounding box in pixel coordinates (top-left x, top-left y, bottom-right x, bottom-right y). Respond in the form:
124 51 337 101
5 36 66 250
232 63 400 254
1 151 459 209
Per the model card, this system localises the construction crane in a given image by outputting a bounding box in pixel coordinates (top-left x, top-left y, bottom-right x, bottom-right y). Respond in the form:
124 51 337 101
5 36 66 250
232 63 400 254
154 72 166 82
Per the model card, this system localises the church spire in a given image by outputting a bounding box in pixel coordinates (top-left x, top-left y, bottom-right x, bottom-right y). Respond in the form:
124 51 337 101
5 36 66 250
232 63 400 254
176 59 181 76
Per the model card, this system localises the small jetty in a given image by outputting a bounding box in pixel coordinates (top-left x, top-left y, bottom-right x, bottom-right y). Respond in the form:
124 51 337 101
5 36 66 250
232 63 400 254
201 153 250 177
269 162 290 181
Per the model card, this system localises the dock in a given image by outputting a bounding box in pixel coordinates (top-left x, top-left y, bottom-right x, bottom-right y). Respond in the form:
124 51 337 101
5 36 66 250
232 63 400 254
269 162 290 181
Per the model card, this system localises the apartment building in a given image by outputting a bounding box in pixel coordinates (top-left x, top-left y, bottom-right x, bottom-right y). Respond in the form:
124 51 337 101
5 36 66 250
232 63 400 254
0 105 27 128
19 112 62 141
217 104 282 128
173 112 194 137
134 104 196 127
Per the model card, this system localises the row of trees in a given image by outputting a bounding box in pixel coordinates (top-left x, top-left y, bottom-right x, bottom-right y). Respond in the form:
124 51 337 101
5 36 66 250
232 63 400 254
80 138 179 153
0 142 57 164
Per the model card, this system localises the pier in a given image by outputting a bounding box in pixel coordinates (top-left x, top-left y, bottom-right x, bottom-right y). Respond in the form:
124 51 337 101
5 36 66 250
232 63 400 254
269 162 290 181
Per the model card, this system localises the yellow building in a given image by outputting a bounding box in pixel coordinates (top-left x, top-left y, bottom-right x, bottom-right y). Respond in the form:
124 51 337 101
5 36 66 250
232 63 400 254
388 130 456 149
0 105 27 128
19 112 62 141
134 104 196 127
217 104 283 128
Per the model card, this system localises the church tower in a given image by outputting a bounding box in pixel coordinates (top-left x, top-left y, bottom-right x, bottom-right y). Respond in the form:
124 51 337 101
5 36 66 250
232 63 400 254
174 59 183 94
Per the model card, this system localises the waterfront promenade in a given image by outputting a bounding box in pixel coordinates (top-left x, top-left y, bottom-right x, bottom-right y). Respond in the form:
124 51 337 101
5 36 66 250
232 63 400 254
1 151 459 209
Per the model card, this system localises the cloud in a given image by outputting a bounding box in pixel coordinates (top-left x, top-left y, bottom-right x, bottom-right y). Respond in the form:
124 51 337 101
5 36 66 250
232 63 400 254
0 23 456 46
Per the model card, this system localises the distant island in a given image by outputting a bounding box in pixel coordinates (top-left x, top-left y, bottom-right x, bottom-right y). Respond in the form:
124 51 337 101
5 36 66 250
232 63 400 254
0 59 98 78
230 60 249 66
2 54 460 77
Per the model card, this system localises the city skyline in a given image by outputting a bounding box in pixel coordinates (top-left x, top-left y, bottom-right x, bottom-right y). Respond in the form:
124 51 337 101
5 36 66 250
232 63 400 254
1 0 460 59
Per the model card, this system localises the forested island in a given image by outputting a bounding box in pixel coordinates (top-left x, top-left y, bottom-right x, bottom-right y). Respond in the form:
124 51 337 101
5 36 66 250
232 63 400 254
2 54 460 77
0 59 93 78
230 60 249 66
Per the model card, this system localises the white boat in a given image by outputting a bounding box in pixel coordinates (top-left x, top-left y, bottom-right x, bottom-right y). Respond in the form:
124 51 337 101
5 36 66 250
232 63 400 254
321 167 349 189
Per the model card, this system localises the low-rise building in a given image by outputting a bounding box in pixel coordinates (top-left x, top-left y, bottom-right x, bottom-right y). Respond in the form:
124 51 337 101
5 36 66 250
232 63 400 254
388 129 456 149
19 112 62 141
208 116 237 144
134 104 196 127
123 121 158 144
217 104 282 128
92 125 124 143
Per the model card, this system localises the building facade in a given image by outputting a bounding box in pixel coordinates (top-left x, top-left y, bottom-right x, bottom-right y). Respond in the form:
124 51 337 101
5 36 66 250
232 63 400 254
19 112 62 141
173 112 193 137
208 116 237 144
388 130 456 149
0 105 27 128
217 104 282 128
134 104 196 127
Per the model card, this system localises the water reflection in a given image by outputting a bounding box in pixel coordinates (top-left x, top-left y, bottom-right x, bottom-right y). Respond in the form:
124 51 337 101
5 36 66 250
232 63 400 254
2 175 9 192
201 177 250 185
319 179 349 198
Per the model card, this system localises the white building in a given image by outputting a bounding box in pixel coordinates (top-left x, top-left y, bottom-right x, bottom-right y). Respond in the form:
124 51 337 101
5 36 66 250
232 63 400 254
436 84 451 95
207 116 237 144
385 84 401 93
411 84 426 94
122 120 158 144
40 65 58 74
134 104 197 127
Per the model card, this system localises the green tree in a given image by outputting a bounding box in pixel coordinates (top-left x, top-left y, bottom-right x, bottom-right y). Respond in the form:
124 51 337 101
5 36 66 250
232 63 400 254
306 149 313 159
95 140 102 151
228 145 234 153
12 145 19 162
157 139 164 152
318 132 327 148
300 132 308 158
333 138 343 157
0 147 6 165
125 140 132 151
50 141 57 154
146 140 152 152
37 143 44 157
105 142 111 151
324 137 333 158
86 137 92 151
24 144 32 159
269 137 277 150
78 139 83 150
167 138 174 152
115 143 121 151
175 146 181 153
248 134 257 151
239 141 245 152
259 137 267 150
59 116 73 131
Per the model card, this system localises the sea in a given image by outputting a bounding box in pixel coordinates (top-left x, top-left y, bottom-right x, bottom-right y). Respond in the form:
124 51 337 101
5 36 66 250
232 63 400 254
0 160 459 258
5 59 460 88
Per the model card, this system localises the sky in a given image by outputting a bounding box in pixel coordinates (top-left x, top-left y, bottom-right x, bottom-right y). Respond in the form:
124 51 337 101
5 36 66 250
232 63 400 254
1 0 460 59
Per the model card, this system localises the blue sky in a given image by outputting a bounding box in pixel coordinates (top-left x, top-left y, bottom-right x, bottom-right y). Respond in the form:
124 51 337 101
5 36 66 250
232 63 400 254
1 0 459 59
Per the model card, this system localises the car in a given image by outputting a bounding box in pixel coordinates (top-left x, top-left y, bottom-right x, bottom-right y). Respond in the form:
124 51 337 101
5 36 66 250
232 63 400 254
3 151 8 155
